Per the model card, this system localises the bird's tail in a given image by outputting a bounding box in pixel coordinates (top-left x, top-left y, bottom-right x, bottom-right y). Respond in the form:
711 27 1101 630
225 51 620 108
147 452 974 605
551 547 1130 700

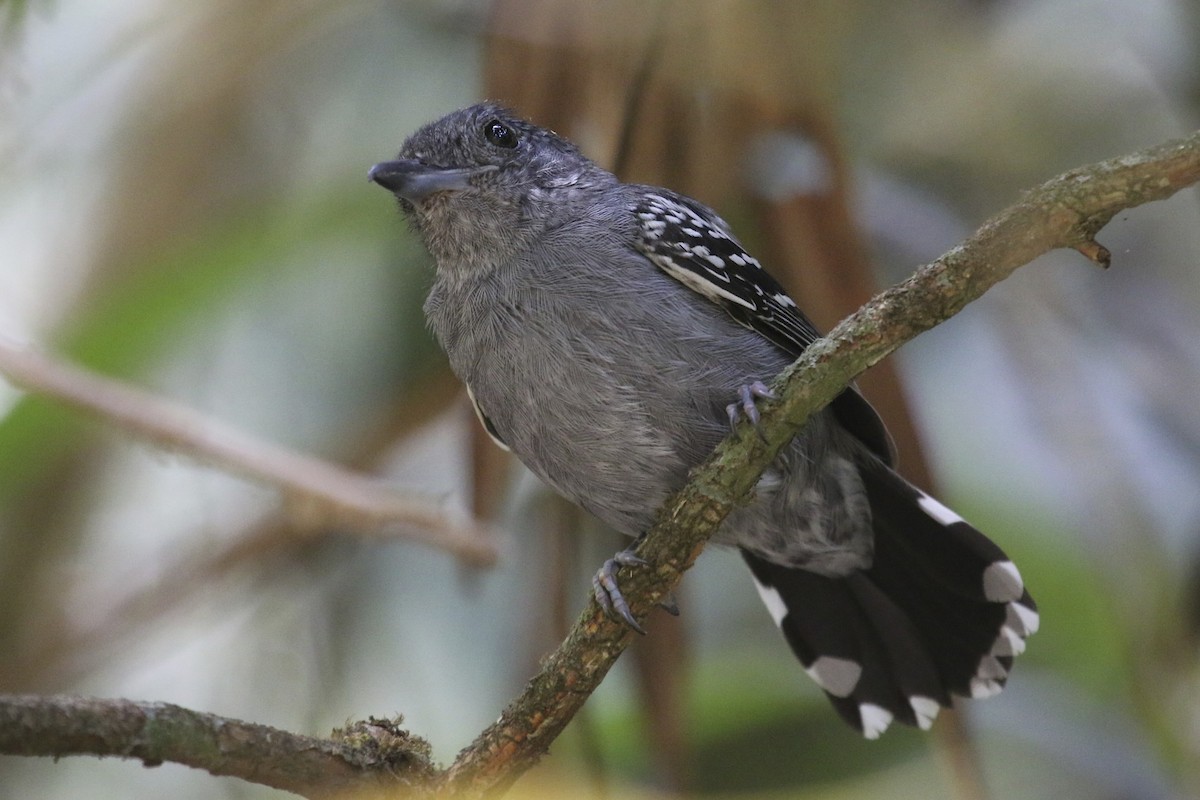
741 456 1038 739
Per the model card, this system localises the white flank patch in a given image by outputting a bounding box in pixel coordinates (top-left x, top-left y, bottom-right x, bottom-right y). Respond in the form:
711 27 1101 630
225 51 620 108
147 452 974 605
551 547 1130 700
910 696 941 730
750 577 788 627
982 560 1024 602
806 656 862 698
859 703 893 740
465 384 509 452
969 677 1003 699
917 493 965 526
1008 601 1041 635
991 625 1025 657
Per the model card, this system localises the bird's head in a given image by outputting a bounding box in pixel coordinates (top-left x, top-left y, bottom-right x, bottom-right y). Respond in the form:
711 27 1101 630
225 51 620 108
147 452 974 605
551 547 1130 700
370 103 614 270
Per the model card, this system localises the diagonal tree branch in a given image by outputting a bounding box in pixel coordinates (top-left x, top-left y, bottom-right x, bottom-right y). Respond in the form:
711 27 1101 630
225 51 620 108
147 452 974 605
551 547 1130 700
0 340 497 567
0 694 435 799
439 130 1200 797
1 133 1198 798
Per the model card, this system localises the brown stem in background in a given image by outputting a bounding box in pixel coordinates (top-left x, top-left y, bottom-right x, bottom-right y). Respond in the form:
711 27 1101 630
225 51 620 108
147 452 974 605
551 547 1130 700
747 104 983 788
484 4 957 792
2 131 1198 797
750 113 935 490
438 131 1200 797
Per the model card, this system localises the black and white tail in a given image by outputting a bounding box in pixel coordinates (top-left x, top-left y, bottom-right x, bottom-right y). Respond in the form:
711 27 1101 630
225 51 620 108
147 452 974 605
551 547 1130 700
742 457 1038 739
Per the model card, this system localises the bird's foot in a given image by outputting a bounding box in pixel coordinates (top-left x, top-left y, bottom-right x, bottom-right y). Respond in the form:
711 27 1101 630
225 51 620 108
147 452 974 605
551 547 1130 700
726 380 775 436
593 547 650 634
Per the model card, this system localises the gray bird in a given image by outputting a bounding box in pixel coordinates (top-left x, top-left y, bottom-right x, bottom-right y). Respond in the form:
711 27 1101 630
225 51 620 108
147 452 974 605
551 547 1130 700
370 103 1038 739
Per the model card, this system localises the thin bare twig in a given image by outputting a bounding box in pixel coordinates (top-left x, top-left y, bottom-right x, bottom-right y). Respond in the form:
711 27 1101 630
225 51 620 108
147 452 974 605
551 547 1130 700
1 366 471 690
0 341 496 567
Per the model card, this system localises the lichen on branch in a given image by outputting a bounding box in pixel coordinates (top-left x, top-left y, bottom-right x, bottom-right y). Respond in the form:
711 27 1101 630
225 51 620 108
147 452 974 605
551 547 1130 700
2 131 1199 800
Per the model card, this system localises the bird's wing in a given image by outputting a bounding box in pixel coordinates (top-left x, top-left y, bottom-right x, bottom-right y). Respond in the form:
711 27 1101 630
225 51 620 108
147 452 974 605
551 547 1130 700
632 190 822 357
631 188 895 464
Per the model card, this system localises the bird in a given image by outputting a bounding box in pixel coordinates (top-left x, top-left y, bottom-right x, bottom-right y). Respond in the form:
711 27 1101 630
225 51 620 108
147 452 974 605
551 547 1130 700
369 102 1038 739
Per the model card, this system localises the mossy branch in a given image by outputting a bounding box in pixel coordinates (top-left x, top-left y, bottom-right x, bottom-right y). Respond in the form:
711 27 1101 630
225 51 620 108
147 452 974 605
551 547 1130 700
2 133 1199 798
439 131 1200 797
0 694 434 799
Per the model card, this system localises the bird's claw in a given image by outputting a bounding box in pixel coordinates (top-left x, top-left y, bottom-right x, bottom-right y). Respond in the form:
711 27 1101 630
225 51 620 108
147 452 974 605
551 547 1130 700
726 380 775 439
593 548 649 634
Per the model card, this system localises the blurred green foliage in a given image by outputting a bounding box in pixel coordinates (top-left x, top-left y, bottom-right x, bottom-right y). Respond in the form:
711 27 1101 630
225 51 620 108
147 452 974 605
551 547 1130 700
1 2 1198 799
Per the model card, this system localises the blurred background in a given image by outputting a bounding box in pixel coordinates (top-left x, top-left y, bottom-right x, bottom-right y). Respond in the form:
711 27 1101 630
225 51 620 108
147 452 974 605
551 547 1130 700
1 0 1200 798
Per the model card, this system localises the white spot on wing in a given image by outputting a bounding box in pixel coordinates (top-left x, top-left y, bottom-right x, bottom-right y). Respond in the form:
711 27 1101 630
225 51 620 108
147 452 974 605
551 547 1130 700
750 576 788 627
1008 601 1040 635
806 656 862 698
749 575 862 699
969 677 1003 699
652 254 755 310
917 493 965 526
909 696 940 730
991 625 1025 657
859 703 893 740
975 654 1008 681
982 560 1024 602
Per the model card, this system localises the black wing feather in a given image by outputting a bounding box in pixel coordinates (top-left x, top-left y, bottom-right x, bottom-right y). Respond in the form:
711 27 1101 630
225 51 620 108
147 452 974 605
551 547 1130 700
632 190 820 356
631 189 893 462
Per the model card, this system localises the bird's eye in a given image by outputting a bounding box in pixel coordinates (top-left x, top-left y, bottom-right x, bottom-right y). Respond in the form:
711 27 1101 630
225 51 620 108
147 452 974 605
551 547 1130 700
483 119 518 149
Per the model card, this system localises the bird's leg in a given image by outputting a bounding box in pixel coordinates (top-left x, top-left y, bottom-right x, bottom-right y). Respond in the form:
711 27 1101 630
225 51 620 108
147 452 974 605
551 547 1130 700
592 540 650 634
726 380 775 434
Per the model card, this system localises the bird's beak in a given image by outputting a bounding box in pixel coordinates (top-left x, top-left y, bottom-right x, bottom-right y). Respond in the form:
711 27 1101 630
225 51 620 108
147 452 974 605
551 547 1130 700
368 159 479 203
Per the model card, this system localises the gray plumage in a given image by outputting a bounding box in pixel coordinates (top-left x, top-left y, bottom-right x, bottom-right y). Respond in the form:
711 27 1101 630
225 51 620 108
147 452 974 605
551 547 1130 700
389 103 871 573
370 103 1037 738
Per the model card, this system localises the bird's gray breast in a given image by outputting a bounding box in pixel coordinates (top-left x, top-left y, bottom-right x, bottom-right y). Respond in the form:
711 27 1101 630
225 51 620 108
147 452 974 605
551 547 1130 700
422 231 873 573
424 248 718 535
